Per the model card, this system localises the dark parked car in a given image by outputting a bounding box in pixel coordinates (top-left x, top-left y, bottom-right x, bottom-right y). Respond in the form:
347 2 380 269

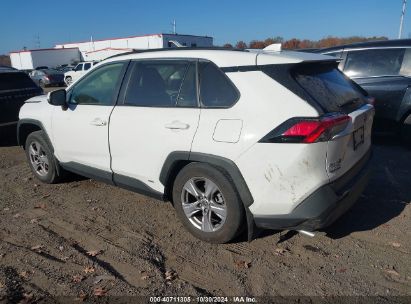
316 39 411 143
55 66 74 73
0 67 42 128
29 69 65 88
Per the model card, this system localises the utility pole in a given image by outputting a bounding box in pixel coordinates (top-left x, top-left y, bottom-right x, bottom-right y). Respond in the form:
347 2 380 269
172 20 176 34
35 33 40 49
399 0 407 39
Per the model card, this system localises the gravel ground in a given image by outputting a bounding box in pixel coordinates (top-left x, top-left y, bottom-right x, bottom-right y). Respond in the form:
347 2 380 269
0 124 410 303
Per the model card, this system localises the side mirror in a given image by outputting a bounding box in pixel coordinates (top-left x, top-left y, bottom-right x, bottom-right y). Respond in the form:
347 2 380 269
47 89 67 106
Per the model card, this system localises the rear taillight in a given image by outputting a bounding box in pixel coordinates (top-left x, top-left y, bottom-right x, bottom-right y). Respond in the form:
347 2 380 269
260 113 351 144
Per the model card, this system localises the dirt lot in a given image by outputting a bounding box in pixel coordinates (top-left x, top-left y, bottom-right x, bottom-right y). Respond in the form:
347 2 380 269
0 123 410 302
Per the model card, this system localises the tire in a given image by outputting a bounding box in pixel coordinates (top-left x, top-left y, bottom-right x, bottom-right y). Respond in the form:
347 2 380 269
39 80 45 88
65 76 72 86
25 131 62 184
172 163 245 243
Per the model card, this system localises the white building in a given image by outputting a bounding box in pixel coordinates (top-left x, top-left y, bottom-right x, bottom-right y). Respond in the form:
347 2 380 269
9 48 81 70
9 33 213 69
55 33 213 61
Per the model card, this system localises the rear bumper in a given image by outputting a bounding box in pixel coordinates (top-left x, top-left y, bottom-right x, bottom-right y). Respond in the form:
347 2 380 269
253 149 371 231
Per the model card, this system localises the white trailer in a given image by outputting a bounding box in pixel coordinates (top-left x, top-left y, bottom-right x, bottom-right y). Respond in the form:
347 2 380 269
9 48 81 70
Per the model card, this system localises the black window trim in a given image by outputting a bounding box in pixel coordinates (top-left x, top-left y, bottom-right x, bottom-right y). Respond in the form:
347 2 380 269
66 60 130 107
117 57 241 109
117 58 201 109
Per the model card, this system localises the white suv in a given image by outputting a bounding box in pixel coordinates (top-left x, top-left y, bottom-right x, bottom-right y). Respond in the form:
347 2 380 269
64 61 98 85
18 48 374 243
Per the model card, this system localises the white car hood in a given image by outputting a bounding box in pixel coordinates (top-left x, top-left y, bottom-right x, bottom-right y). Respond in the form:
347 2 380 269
25 94 48 103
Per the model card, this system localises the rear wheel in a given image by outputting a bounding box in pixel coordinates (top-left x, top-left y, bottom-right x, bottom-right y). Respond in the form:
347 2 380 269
25 131 62 184
39 80 45 88
172 163 244 243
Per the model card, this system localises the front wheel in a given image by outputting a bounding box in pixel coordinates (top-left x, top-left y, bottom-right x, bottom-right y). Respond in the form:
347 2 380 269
172 163 244 243
25 131 62 184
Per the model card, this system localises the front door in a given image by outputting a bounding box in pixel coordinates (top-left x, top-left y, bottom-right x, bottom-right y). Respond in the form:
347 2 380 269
51 61 128 178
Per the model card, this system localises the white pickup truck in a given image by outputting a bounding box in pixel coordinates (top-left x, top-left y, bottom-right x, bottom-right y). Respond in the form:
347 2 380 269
64 61 98 85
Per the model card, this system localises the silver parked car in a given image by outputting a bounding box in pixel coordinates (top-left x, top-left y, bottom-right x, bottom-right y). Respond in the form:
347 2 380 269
30 69 65 88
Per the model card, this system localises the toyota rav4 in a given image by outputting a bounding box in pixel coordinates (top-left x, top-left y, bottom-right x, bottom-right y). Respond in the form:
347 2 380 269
17 48 374 243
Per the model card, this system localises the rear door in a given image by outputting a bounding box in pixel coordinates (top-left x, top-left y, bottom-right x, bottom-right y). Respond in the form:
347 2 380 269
109 59 200 193
343 48 411 130
293 63 374 181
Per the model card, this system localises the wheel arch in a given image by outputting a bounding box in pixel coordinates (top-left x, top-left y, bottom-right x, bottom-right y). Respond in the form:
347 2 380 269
17 119 54 152
160 151 254 207
160 151 256 241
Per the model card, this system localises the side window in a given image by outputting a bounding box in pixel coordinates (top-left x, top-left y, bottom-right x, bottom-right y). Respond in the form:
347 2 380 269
69 62 125 106
84 63 92 70
124 61 197 107
344 48 405 78
198 61 239 107
75 64 83 71
400 48 411 76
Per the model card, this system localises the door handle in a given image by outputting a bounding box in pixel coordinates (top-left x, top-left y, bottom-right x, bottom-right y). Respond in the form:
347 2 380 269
164 121 190 130
90 118 107 126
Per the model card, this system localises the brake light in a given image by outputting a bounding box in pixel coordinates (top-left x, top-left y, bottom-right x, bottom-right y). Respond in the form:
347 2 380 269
260 114 351 143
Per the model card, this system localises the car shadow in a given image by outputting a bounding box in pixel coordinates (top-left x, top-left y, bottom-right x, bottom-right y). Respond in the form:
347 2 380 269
325 136 411 239
0 125 18 147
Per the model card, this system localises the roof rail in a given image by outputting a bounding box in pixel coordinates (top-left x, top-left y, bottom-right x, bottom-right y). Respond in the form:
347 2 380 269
105 46 247 60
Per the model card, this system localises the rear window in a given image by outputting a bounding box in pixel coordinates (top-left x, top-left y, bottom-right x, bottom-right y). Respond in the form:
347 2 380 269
0 72 37 90
293 63 366 113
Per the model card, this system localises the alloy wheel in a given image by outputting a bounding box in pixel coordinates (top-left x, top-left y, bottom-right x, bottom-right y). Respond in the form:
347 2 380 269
28 141 49 177
181 177 227 232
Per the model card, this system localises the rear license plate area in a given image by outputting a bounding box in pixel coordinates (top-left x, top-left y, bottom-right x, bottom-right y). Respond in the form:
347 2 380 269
353 126 365 150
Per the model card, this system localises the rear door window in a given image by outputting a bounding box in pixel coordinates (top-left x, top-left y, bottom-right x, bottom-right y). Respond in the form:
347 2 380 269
0 72 37 90
292 63 366 113
198 61 239 107
344 48 405 78
124 61 198 107
84 63 92 71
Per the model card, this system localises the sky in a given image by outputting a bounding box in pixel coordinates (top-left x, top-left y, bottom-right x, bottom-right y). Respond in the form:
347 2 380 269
0 0 409 54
